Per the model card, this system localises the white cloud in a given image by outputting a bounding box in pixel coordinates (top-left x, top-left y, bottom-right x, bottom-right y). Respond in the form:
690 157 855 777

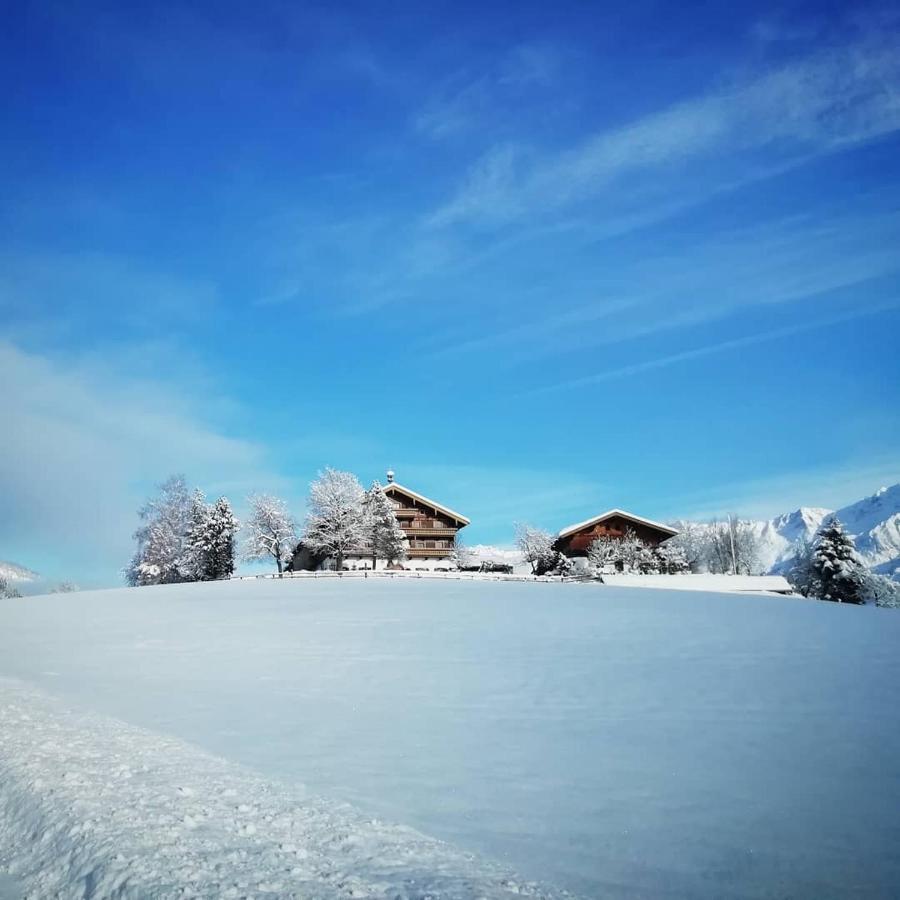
429 36 900 228
0 341 286 586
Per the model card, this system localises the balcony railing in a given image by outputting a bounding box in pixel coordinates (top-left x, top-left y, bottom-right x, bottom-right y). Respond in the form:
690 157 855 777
402 526 457 537
406 547 452 557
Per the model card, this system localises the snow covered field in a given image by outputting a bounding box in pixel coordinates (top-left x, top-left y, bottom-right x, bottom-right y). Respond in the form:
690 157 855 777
2 579 900 898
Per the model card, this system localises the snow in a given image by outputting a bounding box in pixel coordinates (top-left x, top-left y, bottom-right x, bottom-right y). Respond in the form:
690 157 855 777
600 573 793 593
2 578 900 898
0 678 560 900
557 508 677 540
835 484 900 575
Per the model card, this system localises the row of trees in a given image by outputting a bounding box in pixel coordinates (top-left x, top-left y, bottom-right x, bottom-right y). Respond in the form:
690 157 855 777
664 518 761 575
126 469 410 586
126 477 241 586
787 517 898 606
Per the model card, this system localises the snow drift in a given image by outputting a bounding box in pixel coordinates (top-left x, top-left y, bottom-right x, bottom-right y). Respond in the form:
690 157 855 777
0 678 566 900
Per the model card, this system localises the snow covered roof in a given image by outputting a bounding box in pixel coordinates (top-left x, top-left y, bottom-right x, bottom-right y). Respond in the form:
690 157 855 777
557 509 678 540
384 482 470 526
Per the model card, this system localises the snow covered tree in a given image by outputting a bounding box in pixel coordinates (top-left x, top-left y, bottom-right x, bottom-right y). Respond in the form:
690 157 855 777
707 516 760 575
862 572 900 608
208 497 239 579
50 581 79 593
182 489 213 580
364 481 407 568
654 541 690 574
185 493 240 580
303 468 367 572
809 517 866 604
586 535 619 572
243 493 297 574
787 538 816 597
514 523 556 575
665 524 712 573
126 475 193 586
617 528 650 572
0 575 22 599
550 553 575 576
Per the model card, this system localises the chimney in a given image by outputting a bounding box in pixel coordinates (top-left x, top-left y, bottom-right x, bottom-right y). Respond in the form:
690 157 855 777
386 469 395 483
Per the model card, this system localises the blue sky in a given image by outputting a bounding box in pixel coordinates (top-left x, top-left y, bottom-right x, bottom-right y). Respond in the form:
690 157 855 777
2 0 899 586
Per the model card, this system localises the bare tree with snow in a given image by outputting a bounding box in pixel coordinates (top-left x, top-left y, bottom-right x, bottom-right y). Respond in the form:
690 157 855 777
303 468 367 572
126 475 193 586
586 535 620 572
243 493 297 574
708 516 761 575
665 524 711 573
514 523 556 575
450 537 475 570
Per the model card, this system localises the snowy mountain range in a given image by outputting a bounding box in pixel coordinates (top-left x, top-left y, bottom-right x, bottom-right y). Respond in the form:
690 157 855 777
471 484 900 581
0 559 39 582
676 484 900 579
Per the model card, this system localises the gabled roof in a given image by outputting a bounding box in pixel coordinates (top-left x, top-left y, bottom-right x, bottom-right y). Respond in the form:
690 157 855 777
384 482 470 526
557 509 678 540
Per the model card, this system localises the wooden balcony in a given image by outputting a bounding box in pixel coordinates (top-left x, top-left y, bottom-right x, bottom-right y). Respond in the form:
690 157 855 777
406 547 452 558
402 527 457 537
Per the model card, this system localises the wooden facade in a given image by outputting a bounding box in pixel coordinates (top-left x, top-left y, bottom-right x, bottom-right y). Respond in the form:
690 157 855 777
553 510 678 557
383 478 469 562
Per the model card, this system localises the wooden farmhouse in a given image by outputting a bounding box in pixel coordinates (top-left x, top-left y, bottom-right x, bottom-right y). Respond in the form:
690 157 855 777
316 471 470 571
553 509 678 561
382 472 470 569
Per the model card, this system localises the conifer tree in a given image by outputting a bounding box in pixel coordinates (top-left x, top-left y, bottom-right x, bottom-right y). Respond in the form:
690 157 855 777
810 517 866 604
209 497 239 579
364 481 407 568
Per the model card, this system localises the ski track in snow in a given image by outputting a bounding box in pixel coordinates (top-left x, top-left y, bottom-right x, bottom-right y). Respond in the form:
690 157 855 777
0 679 570 900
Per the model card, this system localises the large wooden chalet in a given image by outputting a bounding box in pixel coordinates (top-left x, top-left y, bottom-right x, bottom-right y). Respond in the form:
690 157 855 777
318 471 469 571
382 472 470 568
553 509 678 561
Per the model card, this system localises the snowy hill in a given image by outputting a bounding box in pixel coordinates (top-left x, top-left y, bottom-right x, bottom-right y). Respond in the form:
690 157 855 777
0 560 38 582
2 578 900 898
676 484 900 579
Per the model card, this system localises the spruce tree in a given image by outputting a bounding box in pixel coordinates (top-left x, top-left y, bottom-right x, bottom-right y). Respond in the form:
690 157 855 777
209 497 239 579
365 481 407 568
810 517 866 604
184 489 214 580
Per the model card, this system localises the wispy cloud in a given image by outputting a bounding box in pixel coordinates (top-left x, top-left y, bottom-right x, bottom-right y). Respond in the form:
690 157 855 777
413 44 561 141
429 35 900 228
524 300 900 396
430 206 900 363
